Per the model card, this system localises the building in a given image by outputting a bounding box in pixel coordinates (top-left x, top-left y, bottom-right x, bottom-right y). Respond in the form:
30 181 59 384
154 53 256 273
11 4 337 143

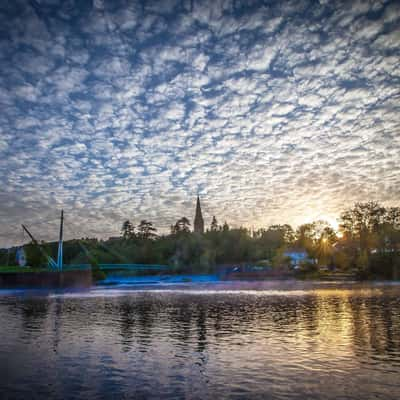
283 248 311 267
193 196 204 234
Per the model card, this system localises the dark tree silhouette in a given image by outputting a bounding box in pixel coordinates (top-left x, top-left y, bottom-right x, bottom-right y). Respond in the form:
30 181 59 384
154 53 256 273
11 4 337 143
121 220 135 239
172 217 191 234
137 220 157 240
210 216 219 232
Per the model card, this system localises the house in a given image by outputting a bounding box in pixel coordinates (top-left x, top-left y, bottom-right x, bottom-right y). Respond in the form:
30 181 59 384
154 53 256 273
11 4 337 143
283 248 312 268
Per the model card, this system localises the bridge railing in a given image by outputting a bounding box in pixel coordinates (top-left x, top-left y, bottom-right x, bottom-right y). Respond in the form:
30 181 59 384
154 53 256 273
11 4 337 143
63 264 169 271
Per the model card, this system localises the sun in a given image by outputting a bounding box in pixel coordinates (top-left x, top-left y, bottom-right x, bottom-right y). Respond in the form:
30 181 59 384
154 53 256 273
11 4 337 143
324 217 339 232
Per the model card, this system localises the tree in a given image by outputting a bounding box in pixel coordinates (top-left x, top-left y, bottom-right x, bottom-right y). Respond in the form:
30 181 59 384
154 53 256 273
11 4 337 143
137 220 157 240
295 221 337 264
172 217 191 234
384 207 400 228
121 220 135 239
25 241 49 268
381 207 400 252
265 224 295 244
254 224 295 261
216 228 254 263
337 202 399 276
340 202 385 245
339 202 386 262
256 224 295 247
210 216 219 232
295 223 315 251
370 206 400 279
10 200 400 279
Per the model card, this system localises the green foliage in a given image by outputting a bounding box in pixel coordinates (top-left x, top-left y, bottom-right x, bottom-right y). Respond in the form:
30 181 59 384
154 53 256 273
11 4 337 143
0 248 16 266
337 202 400 278
299 260 318 273
25 242 49 268
91 267 106 281
332 250 352 271
8 202 399 280
356 250 369 272
295 220 337 260
271 248 291 269
0 265 49 273
254 224 295 261
368 252 399 280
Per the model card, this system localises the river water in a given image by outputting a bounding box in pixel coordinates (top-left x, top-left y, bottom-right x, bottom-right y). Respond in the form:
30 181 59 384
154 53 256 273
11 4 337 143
0 281 399 399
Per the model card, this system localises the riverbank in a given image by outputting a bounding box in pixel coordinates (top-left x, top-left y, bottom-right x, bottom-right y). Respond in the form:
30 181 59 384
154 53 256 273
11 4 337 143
97 273 369 291
0 265 396 290
0 268 92 288
95 279 400 293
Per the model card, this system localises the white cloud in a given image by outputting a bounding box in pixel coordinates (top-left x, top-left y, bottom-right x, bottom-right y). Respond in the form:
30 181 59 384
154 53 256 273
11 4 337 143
0 0 399 246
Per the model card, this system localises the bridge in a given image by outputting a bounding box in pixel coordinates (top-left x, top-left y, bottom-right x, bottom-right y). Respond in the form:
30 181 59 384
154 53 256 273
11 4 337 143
63 264 170 271
20 211 171 272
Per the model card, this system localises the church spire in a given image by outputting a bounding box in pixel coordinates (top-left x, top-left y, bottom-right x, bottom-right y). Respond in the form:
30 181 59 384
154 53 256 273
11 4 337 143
194 196 204 234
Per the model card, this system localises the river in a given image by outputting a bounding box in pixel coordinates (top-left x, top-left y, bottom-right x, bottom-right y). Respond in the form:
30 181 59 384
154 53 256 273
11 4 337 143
0 281 399 399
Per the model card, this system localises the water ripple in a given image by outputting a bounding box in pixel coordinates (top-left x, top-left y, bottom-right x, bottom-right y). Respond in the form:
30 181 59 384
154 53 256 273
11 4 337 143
0 283 399 399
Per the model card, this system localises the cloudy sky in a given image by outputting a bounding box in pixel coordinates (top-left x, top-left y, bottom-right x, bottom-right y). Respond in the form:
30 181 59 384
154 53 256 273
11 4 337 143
0 0 399 246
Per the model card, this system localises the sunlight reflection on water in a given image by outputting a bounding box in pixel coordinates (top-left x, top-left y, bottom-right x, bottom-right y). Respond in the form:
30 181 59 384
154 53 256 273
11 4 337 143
0 281 399 399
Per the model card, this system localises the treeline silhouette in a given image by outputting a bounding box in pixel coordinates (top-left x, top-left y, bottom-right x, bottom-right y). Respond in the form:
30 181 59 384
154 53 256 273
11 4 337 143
1 202 399 279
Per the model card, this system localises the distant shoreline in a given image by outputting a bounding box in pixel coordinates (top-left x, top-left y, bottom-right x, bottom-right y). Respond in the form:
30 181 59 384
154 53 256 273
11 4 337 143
0 266 398 290
1 278 400 296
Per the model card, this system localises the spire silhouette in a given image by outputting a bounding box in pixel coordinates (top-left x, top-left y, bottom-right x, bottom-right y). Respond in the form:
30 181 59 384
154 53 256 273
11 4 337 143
194 196 204 234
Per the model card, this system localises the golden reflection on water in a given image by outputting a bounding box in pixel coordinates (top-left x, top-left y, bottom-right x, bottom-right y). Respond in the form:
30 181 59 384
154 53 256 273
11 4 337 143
0 284 399 399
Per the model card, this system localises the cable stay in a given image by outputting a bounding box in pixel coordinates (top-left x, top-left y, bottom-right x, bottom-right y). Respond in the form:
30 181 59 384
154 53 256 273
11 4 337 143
21 211 169 272
21 210 64 270
21 224 58 269
64 220 130 264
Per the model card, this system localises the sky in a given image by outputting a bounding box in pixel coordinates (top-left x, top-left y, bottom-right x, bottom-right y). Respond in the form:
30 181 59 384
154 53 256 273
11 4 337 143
0 0 399 246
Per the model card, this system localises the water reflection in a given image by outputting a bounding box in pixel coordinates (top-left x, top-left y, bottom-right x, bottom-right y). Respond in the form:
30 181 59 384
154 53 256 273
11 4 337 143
20 298 50 337
0 284 399 399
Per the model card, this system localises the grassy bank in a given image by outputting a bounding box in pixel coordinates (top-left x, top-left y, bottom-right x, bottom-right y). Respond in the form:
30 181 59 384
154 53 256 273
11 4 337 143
296 270 357 281
0 265 107 283
0 265 51 274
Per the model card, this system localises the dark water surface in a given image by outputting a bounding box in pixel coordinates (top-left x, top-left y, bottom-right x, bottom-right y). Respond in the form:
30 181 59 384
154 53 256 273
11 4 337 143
1 281 400 399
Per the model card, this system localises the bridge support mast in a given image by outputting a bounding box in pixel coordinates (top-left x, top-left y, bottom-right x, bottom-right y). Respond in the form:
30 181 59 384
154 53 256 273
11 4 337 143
57 210 64 270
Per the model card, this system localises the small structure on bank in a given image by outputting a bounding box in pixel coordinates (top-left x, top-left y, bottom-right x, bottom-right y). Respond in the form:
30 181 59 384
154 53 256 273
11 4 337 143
283 248 312 267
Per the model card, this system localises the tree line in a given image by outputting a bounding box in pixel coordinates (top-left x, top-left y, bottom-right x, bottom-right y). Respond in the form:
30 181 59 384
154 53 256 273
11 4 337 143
1 201 399 279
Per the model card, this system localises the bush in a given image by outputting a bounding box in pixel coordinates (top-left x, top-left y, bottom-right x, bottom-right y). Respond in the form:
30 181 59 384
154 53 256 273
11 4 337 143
25 243 48 268
92 268 106 282
299 261 318 273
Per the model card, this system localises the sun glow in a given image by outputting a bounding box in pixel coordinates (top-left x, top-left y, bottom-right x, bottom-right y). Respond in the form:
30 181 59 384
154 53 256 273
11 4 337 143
323 217 340 232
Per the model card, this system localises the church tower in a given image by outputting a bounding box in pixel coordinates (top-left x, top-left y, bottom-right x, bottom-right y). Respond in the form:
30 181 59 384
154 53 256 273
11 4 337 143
193 196 204 234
